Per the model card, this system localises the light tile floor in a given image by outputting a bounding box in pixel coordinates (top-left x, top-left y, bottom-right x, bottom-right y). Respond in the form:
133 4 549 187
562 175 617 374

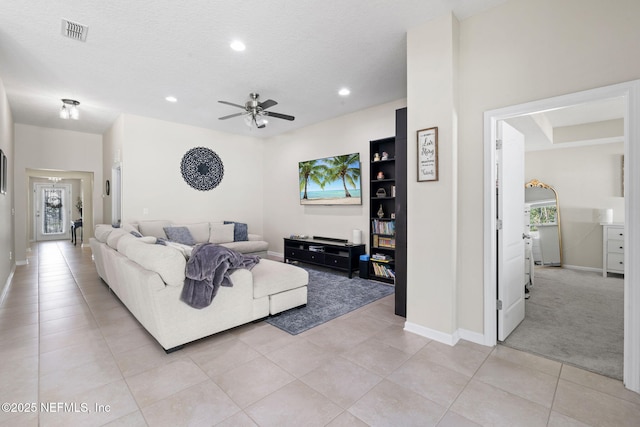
1 241 639 426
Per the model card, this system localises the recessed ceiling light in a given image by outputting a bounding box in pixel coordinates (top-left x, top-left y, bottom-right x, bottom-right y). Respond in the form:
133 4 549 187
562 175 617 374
338 88 350 96
165 96 177 102
230 40 246 52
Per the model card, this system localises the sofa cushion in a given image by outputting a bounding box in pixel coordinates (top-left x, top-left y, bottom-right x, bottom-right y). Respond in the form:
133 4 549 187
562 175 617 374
172 222 210 244
224 221 249 241
125 241 187 287
116 233 140 255
220 240 268 254
122 223 140 234
164 226 196 246
251 260 309 299
138 220 172 239
209 223 235 244
106 228 129 249
95 224 114 243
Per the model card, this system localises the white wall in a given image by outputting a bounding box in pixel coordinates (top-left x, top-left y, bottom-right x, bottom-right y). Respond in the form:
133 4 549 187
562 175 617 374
0 77 14 298
116 115 265 232
452 0 640 335
14 124 103 262
526 143 625 269
102 115 124 224
406 13 460 338
263 100 406 255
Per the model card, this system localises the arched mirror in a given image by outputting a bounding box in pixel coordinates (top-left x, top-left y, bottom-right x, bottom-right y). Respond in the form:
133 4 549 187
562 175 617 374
525 179 562 266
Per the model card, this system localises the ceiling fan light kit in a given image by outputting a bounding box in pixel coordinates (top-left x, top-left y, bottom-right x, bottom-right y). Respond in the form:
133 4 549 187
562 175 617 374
60 98 80 120
218 93 295 129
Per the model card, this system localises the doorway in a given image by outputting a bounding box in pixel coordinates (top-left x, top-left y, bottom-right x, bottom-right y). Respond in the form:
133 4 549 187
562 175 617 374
34 183 71 241
26 170 95 246
483 80 640 393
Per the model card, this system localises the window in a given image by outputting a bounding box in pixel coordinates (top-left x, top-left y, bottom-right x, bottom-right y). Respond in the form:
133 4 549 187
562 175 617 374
529 203 557 231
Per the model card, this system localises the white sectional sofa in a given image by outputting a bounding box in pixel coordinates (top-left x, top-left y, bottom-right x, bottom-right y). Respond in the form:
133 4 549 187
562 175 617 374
90 223 308 352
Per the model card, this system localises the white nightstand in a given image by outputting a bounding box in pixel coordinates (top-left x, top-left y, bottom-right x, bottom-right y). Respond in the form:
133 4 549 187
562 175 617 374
602 223 624 277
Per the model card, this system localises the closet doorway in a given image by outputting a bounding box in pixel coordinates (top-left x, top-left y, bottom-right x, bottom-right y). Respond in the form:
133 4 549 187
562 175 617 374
483 80 640 393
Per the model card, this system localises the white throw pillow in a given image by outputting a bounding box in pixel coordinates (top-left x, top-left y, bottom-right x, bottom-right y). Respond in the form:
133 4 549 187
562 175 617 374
138 220 172 238
172 222 210 244
209 223 235 244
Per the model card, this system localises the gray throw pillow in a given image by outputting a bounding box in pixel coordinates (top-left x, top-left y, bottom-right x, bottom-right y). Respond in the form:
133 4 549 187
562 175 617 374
224 221 248 241
163 226 196 246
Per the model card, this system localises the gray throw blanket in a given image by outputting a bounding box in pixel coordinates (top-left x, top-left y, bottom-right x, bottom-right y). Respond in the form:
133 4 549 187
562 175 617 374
180 243 260 309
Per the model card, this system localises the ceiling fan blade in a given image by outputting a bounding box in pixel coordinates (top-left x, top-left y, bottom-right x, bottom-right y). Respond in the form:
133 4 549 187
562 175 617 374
218 100 246 109
259 99 277 110
218 112 244 120
264 111 295 121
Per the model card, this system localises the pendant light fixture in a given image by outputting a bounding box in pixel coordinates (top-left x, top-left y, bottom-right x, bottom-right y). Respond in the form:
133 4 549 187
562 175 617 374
60 99 80 120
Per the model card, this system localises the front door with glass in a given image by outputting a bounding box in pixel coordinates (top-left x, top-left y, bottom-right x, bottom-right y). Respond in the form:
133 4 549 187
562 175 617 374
35 183 71 241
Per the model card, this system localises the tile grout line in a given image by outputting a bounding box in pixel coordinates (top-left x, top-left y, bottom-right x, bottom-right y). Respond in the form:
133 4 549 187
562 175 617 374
56 240 150 426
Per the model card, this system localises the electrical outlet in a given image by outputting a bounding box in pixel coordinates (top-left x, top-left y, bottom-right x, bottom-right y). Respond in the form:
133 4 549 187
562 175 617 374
9 251 12 261
143 208 149 215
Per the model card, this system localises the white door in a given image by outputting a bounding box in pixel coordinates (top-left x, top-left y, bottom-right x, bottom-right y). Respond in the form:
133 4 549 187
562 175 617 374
497 121 526 340
35 183 72 241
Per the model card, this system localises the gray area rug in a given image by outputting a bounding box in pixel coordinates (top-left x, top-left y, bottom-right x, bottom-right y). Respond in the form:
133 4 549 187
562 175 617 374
266 265 394 335
502 267 623 379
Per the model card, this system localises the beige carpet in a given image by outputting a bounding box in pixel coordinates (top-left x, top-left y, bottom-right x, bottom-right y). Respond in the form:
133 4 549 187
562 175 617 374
502 266 624 379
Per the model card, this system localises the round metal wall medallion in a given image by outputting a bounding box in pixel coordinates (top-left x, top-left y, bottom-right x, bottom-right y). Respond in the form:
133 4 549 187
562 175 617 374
180 147 224 191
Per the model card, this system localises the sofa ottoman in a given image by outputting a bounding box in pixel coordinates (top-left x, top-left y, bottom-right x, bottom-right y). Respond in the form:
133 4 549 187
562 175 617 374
251 261 309 314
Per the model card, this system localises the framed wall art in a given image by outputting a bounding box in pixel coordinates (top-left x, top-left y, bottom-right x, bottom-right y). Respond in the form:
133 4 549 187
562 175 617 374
0 149 6 194
417 127 438 182
180 147 224 191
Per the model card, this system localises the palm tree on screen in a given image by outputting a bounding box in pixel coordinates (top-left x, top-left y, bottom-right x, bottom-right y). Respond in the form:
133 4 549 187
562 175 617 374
299 160 326 200
325 154 361 198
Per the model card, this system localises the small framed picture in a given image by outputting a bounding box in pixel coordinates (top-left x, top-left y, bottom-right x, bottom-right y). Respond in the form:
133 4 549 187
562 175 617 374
0 149 6 195
417 127 438 182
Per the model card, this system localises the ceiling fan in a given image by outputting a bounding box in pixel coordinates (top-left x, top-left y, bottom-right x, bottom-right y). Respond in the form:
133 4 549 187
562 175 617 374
218 93 295 129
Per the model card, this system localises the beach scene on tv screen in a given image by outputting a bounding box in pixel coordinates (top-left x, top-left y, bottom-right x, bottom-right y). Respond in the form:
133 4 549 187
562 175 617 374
299 153 361 205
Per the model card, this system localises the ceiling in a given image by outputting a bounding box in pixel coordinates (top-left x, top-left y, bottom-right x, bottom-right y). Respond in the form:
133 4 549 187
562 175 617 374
506 96 625 151
0 0 509 138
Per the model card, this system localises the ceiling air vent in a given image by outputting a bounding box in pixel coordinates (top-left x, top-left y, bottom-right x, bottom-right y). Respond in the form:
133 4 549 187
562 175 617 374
61 19 88 42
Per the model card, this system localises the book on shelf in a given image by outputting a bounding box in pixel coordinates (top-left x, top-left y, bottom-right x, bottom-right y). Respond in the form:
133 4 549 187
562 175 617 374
371 219 395 236
372 253 393 262
378 237 396 248
371 261 395 279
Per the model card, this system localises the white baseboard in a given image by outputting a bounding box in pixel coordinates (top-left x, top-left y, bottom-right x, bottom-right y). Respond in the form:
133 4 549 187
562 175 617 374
458 328 491 347
404 321 460 346
269 251 284 260
404 322 492 348
562 264 602 273
16 260 28 266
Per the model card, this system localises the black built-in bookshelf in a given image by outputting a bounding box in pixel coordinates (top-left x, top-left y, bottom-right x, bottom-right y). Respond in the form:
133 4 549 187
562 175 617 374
369 108 407 317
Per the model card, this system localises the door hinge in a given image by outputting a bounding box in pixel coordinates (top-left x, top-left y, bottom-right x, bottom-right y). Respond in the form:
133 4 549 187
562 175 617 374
496 139 503 150
497 219 503 230
497 300 503 310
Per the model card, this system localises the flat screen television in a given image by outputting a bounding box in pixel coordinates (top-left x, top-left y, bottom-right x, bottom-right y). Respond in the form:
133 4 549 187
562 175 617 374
299 152 362 205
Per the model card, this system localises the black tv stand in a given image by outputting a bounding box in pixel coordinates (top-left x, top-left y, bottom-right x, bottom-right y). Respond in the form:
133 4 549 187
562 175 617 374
284 237 365 278
312 236 349 244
